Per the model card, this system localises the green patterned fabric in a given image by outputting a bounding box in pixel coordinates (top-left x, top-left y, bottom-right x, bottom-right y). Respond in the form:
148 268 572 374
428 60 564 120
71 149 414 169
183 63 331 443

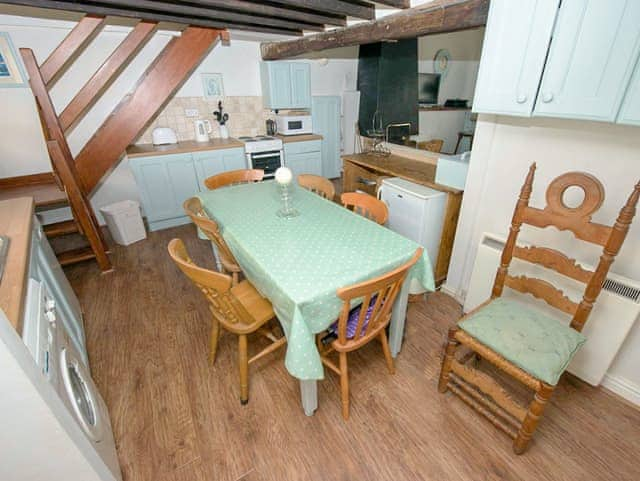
458 298 586 385
198 181 434 380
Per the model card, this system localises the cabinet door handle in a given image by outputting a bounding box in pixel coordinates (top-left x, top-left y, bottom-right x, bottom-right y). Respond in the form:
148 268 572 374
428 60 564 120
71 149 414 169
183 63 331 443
516 93 528 104
357 177 377 187
542 92 554 103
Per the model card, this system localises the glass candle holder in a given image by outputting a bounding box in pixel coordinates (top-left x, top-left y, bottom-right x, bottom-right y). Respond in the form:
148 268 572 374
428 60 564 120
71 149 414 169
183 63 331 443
277 182 299 219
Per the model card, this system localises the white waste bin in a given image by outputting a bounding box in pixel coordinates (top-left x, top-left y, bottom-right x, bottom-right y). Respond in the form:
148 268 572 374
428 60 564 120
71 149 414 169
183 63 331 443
100 200 147 246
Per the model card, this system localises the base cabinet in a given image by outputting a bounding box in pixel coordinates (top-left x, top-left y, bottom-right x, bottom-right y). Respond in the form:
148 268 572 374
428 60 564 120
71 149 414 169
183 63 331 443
284 140 322 180
129 147 246 231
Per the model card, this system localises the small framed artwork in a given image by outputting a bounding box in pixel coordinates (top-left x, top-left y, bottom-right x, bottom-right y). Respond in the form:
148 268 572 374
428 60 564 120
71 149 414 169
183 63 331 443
201 73 224 98
0 32 27 88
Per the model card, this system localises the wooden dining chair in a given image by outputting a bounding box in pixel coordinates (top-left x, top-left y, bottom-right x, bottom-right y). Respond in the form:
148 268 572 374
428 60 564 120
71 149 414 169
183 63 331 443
417 138 444 153
297 174 336 201
204 169 264 190
341 192 389 225
318 248 423 420
438 164 640 454
168 238 286 404
183 197 242 286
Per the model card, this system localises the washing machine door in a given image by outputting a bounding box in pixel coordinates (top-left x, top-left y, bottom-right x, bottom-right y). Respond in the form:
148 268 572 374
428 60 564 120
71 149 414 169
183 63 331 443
60 347 105 442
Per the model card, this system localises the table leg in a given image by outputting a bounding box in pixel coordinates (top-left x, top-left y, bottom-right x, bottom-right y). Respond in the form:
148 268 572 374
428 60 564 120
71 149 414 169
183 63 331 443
389 278 411 357
300 379 318 416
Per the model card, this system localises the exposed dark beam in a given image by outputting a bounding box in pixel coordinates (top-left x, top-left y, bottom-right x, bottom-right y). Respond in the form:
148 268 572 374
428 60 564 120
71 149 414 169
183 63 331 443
371 0 411 8
261 0 489 60
95 0 325 31
265 0 375 20
1 0 304 36
171 0 347 27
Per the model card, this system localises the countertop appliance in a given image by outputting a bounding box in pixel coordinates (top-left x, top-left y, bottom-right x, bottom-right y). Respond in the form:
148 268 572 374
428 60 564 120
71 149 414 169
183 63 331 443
151 127 177 146
266 119 277 136
238 135 284 179
378 177 447 286
276 111 312 136
194 119 212 142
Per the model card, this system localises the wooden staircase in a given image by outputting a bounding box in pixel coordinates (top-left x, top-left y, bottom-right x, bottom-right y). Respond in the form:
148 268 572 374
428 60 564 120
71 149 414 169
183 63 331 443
7 15 226 271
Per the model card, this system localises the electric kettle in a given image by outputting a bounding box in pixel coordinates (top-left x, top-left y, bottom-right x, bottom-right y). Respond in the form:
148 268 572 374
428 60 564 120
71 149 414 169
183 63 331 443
266 119 277 136
194 120 212 142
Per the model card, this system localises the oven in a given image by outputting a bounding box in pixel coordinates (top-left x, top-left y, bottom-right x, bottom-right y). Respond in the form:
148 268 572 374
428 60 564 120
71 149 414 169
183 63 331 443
247 149 283 179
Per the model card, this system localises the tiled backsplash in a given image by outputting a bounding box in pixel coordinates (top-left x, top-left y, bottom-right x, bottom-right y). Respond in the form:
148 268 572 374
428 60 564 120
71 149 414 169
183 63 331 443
136 96 273 144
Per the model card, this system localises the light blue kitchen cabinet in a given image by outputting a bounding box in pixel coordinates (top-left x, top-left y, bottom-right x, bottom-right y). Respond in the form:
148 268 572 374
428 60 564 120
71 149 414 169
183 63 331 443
193 147 246 189
261 61 311 110
534 0 640 122
312 96 341 179
472 0 560 117
129 153 199 231
617 57 640 126
284 140 322 180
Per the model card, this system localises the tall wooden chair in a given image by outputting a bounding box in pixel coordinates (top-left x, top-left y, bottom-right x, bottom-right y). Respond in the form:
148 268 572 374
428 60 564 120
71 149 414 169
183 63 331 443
168 238 286 404
341 192 389 225
438 164 640 454
319 248 423 420
204 169 264 190
298 174 336 201
183 197 242 286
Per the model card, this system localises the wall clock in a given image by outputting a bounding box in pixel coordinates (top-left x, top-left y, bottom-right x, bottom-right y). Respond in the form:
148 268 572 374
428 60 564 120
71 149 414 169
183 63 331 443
433 49 451 78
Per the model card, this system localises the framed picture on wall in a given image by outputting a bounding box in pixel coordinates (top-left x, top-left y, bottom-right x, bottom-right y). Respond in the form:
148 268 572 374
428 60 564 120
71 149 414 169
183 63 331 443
0 32 26 88
201 73 224 98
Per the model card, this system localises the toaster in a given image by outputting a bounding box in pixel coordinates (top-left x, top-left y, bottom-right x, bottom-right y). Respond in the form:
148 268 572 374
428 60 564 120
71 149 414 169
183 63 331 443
152 127 178 145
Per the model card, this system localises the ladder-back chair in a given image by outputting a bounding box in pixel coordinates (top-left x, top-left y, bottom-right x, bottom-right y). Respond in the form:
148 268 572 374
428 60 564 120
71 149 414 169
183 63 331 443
183 197 242 286
204 169 264 190
319 248 423 420
341 192 389 225
298 174 336 201
168 238 285 404
438 163 640 454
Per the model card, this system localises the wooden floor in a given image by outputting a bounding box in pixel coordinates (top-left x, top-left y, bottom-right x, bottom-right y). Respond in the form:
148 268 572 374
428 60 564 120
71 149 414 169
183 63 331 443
63 224 640 481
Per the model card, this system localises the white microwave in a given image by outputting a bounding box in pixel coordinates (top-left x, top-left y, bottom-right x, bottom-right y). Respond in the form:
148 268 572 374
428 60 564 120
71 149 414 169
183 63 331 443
276 113 313 136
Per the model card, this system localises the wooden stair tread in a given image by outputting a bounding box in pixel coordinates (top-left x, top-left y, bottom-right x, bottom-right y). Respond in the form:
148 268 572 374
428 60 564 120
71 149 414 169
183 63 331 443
0 181 67 207
43 219 79 238
57 246 96 266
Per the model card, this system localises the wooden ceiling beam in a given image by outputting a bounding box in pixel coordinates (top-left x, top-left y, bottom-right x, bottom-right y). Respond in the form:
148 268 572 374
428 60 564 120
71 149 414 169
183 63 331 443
59 20 157 132
1 1 303 36
170 0 347 27
265 0 375 20
261 0 489 60
371 0 410 7
95 0 326 32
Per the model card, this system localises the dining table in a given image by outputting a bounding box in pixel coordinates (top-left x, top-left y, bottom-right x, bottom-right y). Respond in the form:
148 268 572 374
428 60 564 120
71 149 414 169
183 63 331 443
198 180 435 415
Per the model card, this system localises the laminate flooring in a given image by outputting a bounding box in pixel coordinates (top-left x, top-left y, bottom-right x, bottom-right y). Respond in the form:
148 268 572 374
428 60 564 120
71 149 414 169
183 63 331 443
63 224 640 481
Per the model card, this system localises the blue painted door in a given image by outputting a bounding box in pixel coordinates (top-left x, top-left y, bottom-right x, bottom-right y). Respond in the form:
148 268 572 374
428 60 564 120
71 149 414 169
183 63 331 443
130 153 198 224
261 62 293 109
221 148 247 171
312 96 341 179
534 0 640 122
194 148 247 189
287 152 322 179
473 0 560 116
618 57 640 126
290 62 311 109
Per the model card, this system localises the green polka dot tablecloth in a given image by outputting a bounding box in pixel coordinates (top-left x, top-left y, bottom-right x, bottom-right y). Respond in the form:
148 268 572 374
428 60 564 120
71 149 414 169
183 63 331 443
198 181 435 380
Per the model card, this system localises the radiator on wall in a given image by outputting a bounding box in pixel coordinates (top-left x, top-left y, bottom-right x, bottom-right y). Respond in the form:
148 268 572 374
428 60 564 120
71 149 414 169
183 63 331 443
464 233 640 386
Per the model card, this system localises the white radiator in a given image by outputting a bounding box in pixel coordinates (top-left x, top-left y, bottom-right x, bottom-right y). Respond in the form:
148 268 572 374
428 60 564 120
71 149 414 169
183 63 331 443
464 232 640 386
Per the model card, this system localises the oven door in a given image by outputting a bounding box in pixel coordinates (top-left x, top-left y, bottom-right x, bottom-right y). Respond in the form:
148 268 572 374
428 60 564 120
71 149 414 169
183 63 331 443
249 150 282 178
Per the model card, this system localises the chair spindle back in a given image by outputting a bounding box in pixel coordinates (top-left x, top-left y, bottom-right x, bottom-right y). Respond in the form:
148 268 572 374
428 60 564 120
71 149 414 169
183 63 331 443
204 169 264 190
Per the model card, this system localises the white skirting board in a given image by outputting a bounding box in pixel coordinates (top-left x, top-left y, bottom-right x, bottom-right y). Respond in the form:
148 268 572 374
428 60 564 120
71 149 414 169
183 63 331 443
601 375 640 406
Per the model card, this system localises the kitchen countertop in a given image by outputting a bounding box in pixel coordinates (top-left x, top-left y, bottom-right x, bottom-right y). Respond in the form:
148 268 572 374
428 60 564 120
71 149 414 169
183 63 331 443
342 153 462 195
0 197 34 332
277 134 323 143
126 138 244 158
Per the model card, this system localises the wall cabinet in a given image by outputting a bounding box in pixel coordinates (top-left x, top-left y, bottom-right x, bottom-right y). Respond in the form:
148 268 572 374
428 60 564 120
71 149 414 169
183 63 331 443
284 140 322 180
618 59 640 126
474 0 640 124
130 147 246 231
472 0 560 116
260 61 311 110
534 0 640 122
311 96 341 179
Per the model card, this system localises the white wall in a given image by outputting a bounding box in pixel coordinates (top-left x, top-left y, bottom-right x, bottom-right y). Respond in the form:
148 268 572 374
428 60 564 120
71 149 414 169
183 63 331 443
446 114 640 403
0 11 357 223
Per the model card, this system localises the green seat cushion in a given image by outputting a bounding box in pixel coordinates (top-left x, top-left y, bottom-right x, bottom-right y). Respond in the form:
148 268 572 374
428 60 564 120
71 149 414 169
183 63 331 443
458 298 586 386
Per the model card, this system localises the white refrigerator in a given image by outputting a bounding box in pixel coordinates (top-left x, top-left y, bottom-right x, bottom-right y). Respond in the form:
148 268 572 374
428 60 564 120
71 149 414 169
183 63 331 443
378 177 447 281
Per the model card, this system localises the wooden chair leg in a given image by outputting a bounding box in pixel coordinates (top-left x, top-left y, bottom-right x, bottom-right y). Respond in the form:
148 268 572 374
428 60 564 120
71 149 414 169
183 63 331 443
209 319 220 365
379 330 395 374
438 327 459 393
513 383 554 454
238 334 249 405
339 352 350 420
